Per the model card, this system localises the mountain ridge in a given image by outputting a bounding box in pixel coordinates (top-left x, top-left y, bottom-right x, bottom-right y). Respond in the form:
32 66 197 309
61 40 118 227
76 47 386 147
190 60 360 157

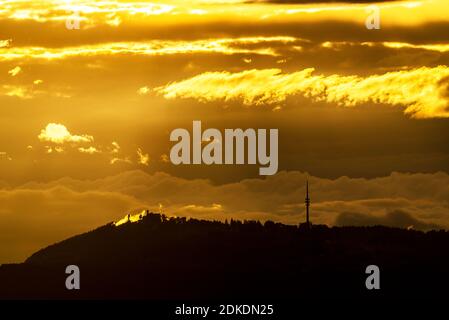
1 212 448 299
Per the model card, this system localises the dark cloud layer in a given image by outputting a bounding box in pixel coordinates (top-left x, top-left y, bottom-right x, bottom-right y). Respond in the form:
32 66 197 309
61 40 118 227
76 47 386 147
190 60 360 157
335 210 442 230
3 20 449 47
1 170 448 263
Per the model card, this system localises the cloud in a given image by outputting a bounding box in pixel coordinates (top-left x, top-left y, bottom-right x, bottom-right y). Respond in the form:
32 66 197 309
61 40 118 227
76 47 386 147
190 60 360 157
78 146 100 154
110 157 132 165
0 186 143 263
160 154 170 163
8 66 21 76
137 86 151 95
38 123 94 144
0 39 11 48
0 84 71 99
0 85 33 99
0 0 175 26
0 152 12 161
45 146 64 154
35 128 145 166
110 142 120 154
137 148 150 166
0 37 297 61
362 41 449 53
335 210 441 231
155 66 449 119
1 170 448 263
0 0 430 31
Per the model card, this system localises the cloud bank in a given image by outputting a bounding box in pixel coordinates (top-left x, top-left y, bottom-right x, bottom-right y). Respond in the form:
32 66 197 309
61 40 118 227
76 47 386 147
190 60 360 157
1 170 448 263
156 66 449 119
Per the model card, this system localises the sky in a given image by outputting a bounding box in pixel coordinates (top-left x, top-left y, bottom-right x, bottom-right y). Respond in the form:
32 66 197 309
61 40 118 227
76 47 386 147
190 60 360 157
1 0 449 263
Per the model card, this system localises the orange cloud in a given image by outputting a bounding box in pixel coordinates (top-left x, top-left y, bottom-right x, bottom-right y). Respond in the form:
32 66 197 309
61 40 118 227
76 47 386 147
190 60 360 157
0 84 70 99
155 66 449 119
38 123 94 144
78 146 100 154
137 148 150 166
0 37 296 61
8 66 21 76
0 39 11 48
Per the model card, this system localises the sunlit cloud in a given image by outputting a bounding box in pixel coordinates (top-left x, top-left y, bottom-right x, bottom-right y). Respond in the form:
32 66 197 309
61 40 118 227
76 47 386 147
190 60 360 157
156 66 449 119
137 86 151 95
0 39 11 48
0 83 70 99
137 148 150 166
110 141 120 154
45 146 64 154
0 85 33 99
0 151 12 161
37 126 136 164
0 37 298 61
160 154 170 163
0 0 176 24
110 157 132 165
0 0 433 26
78 146 100 154
38 123 94 144
322 41 449 53
8 66 22 76
379 41 449 53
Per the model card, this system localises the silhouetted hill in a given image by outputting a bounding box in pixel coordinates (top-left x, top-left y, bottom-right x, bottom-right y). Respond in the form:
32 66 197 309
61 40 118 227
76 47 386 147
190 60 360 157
1 213 448 299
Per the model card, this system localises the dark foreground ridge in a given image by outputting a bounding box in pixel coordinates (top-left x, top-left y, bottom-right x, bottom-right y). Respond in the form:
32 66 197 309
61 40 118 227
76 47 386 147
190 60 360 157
1 213 448 299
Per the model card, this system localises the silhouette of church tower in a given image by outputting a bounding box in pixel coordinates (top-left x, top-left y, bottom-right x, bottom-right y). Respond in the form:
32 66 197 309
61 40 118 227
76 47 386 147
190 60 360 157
305 179 311 228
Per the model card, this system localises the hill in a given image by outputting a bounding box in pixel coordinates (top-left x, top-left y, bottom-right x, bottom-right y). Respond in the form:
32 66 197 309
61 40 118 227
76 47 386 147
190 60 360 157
0 213 448 299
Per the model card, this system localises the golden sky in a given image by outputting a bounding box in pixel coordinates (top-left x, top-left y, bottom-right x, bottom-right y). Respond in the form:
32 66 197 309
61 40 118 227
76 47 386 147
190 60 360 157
1 0 449 262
